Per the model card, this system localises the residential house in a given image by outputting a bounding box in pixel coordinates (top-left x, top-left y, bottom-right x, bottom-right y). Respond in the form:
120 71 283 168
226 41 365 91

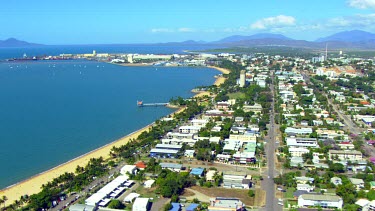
298 194 343 209
329 150 362 161
208 197 245 211
350 178 365 190
330 177 342 186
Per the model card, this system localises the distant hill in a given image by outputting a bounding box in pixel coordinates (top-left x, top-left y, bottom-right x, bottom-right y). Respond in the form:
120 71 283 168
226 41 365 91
316 30 375 42
0 38 42 47
216 33 292 43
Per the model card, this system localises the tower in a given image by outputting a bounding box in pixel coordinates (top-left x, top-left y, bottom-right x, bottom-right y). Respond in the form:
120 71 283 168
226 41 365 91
325 43 328 61
239 70 246 88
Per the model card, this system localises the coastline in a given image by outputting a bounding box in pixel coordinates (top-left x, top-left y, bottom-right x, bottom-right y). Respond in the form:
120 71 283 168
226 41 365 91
0 65 229 206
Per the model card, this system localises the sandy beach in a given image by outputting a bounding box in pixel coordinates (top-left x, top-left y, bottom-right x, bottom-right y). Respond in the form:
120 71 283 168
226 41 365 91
0 65 230 206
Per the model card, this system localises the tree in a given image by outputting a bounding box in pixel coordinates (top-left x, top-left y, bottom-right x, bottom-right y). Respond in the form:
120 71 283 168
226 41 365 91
248 190 255 197
2 196 7 210
108 199 125 209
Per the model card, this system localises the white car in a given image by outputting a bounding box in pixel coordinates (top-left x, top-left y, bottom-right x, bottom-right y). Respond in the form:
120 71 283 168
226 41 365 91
278 198 283 202
278 202 283 206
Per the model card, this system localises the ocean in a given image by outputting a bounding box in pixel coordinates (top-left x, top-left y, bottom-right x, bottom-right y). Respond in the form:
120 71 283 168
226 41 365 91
0 47 218 189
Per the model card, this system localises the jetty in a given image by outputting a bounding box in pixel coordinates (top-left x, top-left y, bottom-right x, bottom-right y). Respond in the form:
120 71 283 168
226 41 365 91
137 101 168 107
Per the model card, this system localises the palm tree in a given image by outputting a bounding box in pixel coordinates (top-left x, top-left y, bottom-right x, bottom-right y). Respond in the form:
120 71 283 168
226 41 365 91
2 196 7 210
0 198 3 210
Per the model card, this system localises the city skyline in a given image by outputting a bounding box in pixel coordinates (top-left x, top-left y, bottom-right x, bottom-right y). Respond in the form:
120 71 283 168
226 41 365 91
2 0 375 44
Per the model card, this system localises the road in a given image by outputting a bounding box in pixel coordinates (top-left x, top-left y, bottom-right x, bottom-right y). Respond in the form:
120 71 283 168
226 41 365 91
261 69 282 211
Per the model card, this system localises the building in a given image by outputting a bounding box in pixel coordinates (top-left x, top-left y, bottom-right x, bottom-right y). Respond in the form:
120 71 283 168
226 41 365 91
143 180 155 188
206 170 217 182
190 168 205 177
243 103 262 114
350 178 365 190
285 127 313 135
289 147 310 157
298 194 343 209
329 150 362 161
286 137 318 148
133 198 151 211
208 197 245 211
159 163 182 172
149 144 182 158
121 165 138 175
297 184 314 192
179 126 201 134
239 70 246 87
295 176 314 184
330 177 342 186
223 171 246 189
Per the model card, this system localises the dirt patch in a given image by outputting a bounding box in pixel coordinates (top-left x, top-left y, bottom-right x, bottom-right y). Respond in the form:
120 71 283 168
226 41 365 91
181 189 195 197
254 188 266 207
190 186 255 206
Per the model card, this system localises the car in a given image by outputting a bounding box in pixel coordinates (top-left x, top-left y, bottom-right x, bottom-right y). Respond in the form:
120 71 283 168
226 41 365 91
277 187 283 191
278 202 283 206
278 198 283 202
281 189 286 192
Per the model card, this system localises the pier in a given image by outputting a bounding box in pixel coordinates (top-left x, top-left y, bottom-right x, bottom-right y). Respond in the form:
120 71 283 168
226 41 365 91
137 101 168 107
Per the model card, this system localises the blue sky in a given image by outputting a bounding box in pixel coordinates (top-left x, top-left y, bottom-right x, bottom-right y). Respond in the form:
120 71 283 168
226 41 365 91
1 0 375 44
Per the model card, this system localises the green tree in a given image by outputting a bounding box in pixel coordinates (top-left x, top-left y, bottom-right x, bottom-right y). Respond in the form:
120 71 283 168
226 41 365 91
248 190 255 197
107 199 125 209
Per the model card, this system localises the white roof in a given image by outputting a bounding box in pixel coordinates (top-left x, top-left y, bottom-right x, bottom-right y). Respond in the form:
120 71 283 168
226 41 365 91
355 199 369 207
85 192 107 206
121 165 137 174
133 198 149 211
124 193 140 203
144 180 155 188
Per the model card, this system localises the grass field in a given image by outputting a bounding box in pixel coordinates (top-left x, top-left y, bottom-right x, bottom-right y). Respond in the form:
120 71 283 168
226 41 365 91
228 92 246 99
284 187 296 199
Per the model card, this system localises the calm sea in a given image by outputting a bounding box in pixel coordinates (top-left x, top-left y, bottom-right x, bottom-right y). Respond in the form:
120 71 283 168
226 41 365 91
0 51 217 189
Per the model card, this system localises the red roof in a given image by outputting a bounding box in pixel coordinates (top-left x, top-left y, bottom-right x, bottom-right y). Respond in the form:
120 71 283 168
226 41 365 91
135 161 147 169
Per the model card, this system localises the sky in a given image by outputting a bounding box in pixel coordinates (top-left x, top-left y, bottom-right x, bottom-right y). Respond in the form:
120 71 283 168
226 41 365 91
2 0 375 44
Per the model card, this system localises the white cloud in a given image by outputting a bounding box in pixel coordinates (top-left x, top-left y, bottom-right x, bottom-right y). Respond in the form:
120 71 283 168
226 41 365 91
327 13 375 27
151 28 174 33
178 28 195 32
250 15 296 30
348 0 375 9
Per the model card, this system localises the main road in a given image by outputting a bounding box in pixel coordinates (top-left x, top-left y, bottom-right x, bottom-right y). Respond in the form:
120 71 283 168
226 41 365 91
261 69 282 211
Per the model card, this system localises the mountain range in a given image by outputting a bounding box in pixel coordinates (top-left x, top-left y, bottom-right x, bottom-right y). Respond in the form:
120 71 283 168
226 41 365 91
3 30 375 49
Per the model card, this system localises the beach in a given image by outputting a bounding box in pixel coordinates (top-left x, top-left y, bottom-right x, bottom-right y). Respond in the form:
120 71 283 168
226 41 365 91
0 66 230 206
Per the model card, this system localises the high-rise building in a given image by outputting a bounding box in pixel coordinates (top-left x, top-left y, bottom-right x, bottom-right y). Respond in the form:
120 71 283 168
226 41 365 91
239 70 246 87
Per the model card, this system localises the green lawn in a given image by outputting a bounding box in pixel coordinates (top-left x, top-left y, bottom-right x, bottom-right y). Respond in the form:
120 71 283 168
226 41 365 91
284 187 295 199
228 92 246 99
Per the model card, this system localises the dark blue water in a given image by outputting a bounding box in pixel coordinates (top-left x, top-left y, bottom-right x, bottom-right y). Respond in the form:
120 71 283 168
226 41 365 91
0 44 219 60
0 60 217 189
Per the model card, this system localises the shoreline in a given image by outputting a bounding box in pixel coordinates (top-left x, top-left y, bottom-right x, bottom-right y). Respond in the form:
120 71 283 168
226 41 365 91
0 65 229 206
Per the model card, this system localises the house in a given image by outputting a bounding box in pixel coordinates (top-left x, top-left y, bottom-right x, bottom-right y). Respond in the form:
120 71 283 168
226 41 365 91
243 103 262 114
208 197 245 211
329 150 362 161
169 203 181 211
285 127 313 135
295 176 314 184
241 178 252 189
149 144 182 158
293 190 309 199
185 150 195 158
124 193 140 203
370 181 375 190
289 147 310 157
135 161 147 170
179 126 201 134
133 198 151 211
298 194 343 209
290 157 304 167
159 163 182 172
355 199 370 210
206 170 217 182
286 137 318 148
297 184 314 192
190 168 205 177
338 142 355 150
330 177 342 186
350 178 365 190
143 180 155 188
121 165 138 175
223 171 246 189
186 203 199 211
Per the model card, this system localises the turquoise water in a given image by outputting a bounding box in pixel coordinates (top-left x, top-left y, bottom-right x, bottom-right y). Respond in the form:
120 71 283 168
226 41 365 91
0 60 217 189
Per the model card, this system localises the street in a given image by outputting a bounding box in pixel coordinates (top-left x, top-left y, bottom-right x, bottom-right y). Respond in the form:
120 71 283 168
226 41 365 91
261 70 282 211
